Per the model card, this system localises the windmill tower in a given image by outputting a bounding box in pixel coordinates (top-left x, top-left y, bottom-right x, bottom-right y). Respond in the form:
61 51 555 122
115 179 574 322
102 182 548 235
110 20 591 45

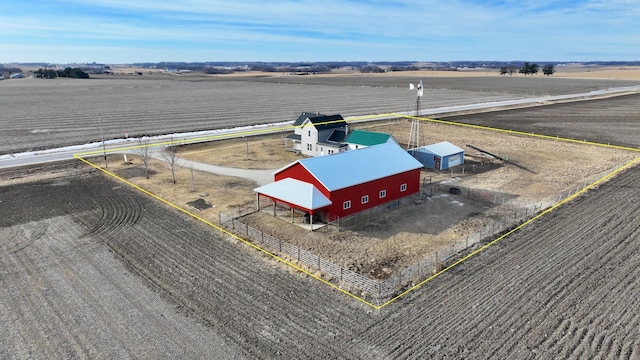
407 80 424 153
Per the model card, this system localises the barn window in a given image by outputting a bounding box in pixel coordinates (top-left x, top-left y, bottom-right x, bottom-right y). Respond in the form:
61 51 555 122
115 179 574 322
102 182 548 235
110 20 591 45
361 195 369 204
400 183 407 192
379 190 386 198
343 200 351 210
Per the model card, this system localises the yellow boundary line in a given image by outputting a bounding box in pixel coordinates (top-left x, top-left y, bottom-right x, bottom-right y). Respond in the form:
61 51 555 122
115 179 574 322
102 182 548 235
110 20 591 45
73 115 640 310
74 154 380 308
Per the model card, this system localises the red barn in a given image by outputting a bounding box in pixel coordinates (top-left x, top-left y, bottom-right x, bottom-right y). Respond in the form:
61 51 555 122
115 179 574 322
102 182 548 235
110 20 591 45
254 143 423 221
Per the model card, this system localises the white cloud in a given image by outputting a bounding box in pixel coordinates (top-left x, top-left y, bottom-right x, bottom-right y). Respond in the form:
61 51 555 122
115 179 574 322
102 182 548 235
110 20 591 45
2 0 639 62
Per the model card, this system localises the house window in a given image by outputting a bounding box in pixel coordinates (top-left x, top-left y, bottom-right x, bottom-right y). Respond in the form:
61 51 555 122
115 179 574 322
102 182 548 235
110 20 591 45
307 143 312 151
379 190 386 198
361 195 369 204
400 183 407 192
343 200 351 210
308 130 311 137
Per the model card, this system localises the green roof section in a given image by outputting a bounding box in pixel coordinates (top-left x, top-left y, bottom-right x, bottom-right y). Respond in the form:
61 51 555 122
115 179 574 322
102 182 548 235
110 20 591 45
345 130 393 146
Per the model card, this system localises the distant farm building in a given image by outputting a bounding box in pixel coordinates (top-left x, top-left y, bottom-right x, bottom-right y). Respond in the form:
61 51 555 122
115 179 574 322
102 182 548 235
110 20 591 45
413 141 465 170
255 143 423 224
285 112 349 156
344 130 398 150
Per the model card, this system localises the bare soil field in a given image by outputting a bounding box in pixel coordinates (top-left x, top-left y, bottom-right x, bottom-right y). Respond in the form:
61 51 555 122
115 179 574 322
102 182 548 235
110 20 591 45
2 157 639 358
444 93 640 148
2 74 638 155
0 167 247 359
0 77 512 155
3 75 640 358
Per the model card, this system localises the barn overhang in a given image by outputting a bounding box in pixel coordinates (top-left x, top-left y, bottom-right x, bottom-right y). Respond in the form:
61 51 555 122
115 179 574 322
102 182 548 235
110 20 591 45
254 178 332 214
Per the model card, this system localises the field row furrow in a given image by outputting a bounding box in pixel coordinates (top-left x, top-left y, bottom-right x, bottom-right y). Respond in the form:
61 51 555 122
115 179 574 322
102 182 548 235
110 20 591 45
365 168 640 358
7 235 101 359
80 194 337 358
2 78 532 154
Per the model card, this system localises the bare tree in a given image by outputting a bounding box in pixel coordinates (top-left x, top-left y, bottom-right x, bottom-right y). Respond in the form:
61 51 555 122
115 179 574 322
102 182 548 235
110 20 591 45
135 139 152 179
161 142 180 184
542 64 556 76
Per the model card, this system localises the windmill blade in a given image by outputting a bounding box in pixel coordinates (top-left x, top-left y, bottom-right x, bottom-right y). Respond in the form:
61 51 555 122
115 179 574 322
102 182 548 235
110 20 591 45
416 79 424 97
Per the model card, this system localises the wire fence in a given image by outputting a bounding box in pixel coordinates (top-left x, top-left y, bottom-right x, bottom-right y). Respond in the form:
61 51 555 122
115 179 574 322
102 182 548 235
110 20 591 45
218 161 629 304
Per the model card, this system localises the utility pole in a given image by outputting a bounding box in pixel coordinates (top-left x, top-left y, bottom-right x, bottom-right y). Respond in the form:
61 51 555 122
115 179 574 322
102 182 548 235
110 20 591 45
98 113 107 168
245 136 249 160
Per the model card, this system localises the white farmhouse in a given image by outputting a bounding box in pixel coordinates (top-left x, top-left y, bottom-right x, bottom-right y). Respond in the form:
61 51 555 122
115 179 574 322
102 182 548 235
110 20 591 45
285 112 349 157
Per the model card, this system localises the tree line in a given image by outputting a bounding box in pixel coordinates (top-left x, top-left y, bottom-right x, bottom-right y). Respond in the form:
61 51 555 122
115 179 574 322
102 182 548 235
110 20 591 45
34 67 90 79
500 62 556 76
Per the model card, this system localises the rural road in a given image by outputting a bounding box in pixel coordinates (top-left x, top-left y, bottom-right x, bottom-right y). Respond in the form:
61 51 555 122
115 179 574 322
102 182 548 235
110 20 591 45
1 84 639 170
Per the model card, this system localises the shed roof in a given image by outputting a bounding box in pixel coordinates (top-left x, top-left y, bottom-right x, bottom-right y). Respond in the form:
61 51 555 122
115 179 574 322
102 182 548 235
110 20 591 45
419 141 464 157
345 130 393 146
254 178 332 211
276 143 423 191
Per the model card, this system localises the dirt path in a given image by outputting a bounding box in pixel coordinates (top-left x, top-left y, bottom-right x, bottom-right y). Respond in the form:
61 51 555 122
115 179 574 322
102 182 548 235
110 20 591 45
175 157 275 186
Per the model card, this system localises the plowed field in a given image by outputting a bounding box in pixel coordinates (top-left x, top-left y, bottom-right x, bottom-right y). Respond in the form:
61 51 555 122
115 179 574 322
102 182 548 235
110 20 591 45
444 93 640 148
1 75 636 155
3 76 640 358
0 77 519 155
2 158 639 358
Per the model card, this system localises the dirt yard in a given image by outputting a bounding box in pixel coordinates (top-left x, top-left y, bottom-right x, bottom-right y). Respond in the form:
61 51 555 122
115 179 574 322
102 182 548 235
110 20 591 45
97 119 635 277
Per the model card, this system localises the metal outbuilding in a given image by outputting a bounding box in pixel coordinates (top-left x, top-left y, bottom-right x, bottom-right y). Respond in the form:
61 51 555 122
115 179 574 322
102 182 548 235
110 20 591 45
254 143 423 221
413 141 465 170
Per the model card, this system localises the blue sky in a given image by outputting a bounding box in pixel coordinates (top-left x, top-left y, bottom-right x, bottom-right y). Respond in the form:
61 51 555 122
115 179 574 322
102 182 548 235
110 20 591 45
1 0 638 63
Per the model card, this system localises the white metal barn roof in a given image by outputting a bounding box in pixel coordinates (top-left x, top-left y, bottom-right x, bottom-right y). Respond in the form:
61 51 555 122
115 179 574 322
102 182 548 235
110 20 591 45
422 141 464 156
276 143 423 191
254 178 332 210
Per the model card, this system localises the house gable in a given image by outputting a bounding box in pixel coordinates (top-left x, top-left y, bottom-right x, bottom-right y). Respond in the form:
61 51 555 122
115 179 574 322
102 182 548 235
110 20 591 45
297 114 348 156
